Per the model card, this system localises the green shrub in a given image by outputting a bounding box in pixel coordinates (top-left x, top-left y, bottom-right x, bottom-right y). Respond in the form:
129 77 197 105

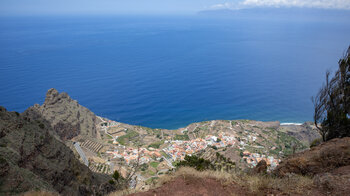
150 161 160 168
176 155 213 171
109 180 115 185
140 163 149 171
112 170 120 181
208 145 217 150
38 123 45 129
310 138 322 148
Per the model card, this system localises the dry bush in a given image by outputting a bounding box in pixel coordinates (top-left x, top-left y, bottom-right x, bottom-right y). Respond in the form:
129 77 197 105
243 175 271 194
108 189 138 196
242 173 313 195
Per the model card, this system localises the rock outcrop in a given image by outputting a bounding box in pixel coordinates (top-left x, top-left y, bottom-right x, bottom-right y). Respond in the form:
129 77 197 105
33 88 99 140
253 160 267 174
0 106 115 195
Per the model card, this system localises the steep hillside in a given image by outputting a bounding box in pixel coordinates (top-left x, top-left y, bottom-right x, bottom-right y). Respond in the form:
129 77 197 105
0 106 115 195
275 137 350 176
274 137 350 195
280 122 320 144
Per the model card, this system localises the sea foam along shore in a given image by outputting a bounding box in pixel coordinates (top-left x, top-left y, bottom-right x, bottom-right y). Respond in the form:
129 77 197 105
280 122 303 126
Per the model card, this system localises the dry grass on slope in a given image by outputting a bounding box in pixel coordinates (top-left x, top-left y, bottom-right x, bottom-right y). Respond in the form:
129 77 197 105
172 168 314 195
157 167 237 186
109 167 240 196
110 167 316 196
243 173 314 195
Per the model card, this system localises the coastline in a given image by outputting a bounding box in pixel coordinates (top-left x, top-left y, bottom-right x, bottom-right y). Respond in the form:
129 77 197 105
98 115 310 131
280 122 304 126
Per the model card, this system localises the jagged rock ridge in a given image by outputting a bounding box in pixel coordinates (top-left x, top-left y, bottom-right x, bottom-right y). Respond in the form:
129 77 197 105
33 88 99 140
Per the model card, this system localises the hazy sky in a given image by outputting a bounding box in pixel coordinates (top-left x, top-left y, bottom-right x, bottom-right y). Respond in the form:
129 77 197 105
1 0 349 15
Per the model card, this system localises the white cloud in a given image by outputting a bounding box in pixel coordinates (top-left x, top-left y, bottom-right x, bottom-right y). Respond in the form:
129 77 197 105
210 0 350 10
211 2 233 9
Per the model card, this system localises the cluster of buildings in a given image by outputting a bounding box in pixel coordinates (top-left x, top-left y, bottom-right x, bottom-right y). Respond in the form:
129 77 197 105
101 120 119 127
242 150 280 170
106 146 162 165
163 133 236 161
236 132 259 149
101 119 282 173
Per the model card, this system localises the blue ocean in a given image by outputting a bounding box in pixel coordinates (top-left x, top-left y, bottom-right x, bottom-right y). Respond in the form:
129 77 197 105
0 15 349 129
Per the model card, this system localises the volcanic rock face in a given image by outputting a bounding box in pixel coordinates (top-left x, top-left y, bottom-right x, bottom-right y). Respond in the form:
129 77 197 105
0 106 114 195
34 88 99 140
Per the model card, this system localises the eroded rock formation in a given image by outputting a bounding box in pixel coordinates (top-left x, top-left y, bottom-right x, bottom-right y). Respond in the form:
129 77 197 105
33 88 99 140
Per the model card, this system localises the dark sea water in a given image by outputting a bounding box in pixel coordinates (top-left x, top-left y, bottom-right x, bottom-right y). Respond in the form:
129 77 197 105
0 15 349 129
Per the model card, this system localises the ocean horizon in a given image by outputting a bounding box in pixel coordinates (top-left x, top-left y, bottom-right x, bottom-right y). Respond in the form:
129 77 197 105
1 14 349 129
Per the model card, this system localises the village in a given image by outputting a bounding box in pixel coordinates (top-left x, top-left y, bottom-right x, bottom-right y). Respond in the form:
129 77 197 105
76 118 283 184
103 119 280 169
163 133 236 161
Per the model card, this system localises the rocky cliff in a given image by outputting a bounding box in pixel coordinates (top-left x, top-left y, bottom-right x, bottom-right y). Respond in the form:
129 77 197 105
32 88 99 140
0 106 115 195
